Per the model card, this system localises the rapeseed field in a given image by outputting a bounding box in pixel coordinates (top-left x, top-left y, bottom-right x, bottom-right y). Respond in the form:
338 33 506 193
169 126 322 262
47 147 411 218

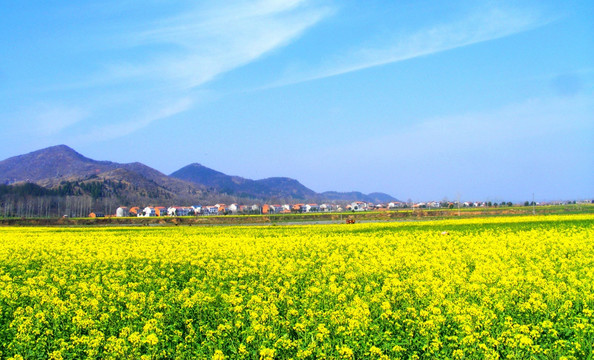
0 214 593 359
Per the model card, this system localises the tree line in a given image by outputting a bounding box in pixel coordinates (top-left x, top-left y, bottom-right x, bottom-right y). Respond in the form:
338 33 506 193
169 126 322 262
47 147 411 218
0 182 122 218
0 180 252 218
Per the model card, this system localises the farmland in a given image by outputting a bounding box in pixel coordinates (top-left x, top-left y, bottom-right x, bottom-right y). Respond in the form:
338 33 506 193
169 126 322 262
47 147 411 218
0 214 593 359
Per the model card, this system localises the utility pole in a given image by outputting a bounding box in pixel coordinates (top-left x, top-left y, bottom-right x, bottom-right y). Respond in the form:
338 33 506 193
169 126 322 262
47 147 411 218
532 193 536 215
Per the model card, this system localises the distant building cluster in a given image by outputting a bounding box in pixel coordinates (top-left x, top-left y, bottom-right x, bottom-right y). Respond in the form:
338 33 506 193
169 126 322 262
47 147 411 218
111 201 411 217
87 199 582 218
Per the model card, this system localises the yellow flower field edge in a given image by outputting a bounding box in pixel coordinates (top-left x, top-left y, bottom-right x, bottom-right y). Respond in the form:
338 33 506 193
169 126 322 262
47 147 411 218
0 214 593 359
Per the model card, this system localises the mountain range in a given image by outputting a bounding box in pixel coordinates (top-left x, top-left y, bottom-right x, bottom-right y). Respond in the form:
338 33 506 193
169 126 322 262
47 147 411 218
0 145 398 204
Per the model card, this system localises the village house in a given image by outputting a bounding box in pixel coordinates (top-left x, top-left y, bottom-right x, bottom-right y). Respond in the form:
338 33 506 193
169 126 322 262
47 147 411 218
374 204 388 211
304 204 319 213
215 204 227 214
167 206 192 216
141 207 156 217
179 207 193 216
267 205 282 213
388 202 403 209
204 206 219 215
227 204 239 214
319 204 332 212
116 207 128 217
350 201 368 211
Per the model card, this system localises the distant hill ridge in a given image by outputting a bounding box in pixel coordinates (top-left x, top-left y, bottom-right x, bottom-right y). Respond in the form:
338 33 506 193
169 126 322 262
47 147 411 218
0 145 115 185
170 163 317 200
0 145 398 203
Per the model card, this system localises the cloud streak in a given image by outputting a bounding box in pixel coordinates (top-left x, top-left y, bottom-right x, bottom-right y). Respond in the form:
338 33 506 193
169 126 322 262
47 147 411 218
61 0 333 142
101 0 334 90
270 4 552 87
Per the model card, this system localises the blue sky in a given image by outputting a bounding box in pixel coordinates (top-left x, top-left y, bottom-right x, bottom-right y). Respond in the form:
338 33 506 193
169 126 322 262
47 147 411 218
0 0 592 202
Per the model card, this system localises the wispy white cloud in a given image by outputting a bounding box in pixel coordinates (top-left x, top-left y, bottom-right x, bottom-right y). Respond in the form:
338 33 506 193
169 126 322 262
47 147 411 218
59 0 333 142
18 0 333 145
270 4 553 87
100 0 334 90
